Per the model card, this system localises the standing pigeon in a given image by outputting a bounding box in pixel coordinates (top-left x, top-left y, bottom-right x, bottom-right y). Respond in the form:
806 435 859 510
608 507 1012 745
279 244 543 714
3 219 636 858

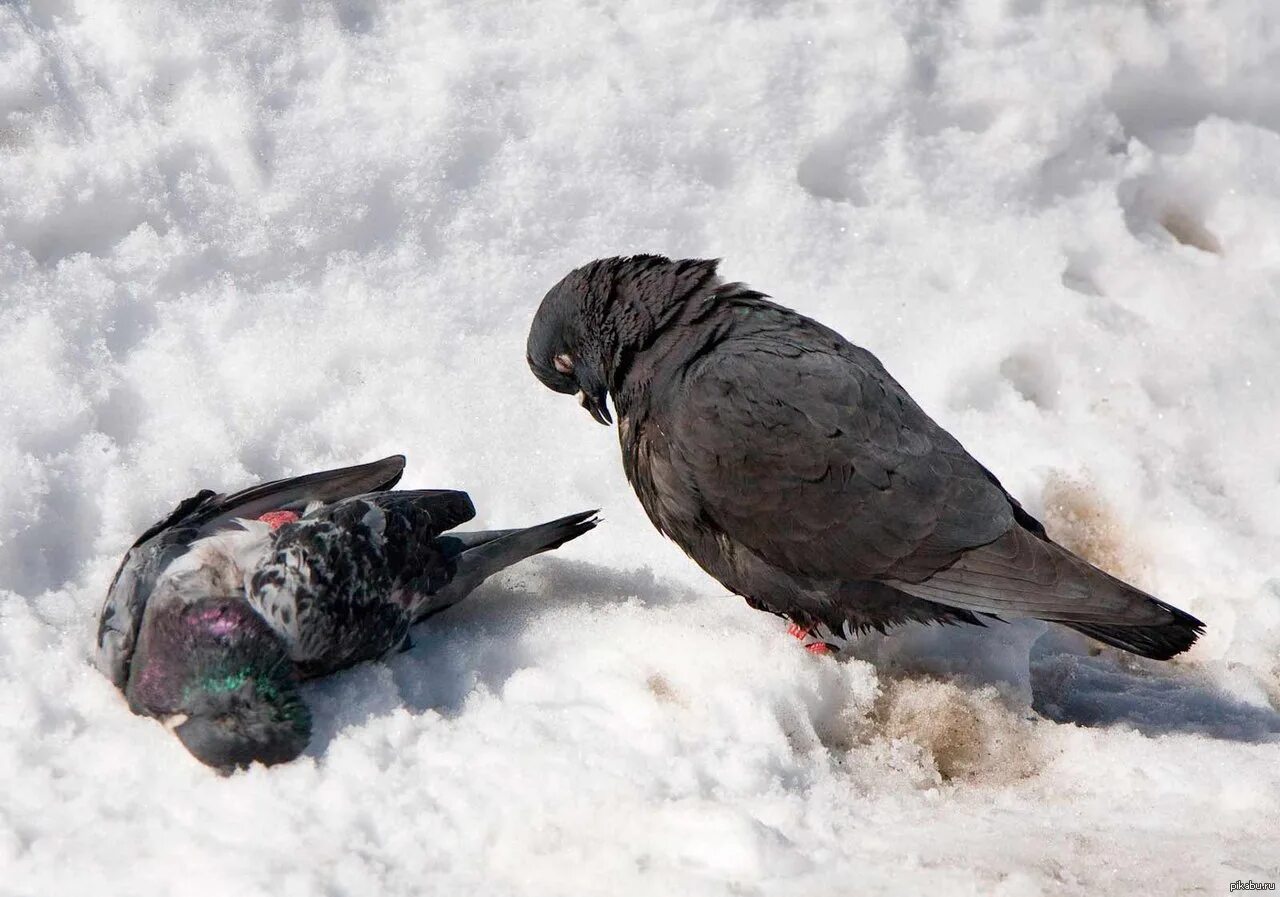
526 255 1203 660
98 455 597 770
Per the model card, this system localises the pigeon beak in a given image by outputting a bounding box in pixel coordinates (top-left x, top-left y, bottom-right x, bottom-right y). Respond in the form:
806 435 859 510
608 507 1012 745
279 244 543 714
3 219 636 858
576 388 612 426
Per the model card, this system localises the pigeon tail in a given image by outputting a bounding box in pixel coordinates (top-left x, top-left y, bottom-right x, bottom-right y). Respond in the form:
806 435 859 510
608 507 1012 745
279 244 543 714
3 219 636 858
413 510 600 621
889 526 1205 660
1062 604 1205 660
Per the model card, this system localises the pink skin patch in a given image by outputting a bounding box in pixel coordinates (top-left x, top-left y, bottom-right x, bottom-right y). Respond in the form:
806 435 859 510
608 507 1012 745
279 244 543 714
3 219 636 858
196 604 242 636
258 510 301 530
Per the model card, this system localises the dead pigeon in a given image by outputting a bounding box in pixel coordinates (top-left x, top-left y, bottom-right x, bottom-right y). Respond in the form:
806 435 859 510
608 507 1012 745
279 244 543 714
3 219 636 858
527 255 1203 659
97 455 597 770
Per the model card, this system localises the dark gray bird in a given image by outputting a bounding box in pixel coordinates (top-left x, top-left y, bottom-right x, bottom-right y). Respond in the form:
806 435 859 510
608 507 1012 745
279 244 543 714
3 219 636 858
527 255 1203 660
97 455 597 771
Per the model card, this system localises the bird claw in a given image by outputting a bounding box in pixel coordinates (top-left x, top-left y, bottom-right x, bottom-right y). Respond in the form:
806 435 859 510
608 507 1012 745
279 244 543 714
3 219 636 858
786 623 808 640
804 642 832 656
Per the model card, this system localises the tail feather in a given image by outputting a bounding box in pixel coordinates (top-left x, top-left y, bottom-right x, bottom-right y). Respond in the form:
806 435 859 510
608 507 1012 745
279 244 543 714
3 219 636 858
891 526 1205 660
1064 612 1205 661
411 510 599 621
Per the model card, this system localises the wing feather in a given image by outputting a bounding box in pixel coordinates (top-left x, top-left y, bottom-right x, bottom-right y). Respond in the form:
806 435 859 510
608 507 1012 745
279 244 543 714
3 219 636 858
668 338 1016 583
247 490 475 675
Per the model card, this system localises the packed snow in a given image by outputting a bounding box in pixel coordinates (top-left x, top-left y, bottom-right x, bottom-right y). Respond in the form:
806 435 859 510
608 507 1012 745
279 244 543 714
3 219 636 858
2 0 1279 894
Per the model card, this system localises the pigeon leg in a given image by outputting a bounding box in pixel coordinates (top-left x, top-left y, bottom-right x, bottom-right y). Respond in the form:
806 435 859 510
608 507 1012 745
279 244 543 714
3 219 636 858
785 621 834 655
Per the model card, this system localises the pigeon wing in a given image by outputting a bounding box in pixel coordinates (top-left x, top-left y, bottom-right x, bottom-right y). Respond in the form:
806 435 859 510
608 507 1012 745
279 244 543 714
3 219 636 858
668 337 1017 583
247 489 475 676
199 454 407 528
96 490 219 688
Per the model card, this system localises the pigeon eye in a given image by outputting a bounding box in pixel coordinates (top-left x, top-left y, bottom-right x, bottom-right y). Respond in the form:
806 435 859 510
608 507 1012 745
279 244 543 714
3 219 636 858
553 353 574 375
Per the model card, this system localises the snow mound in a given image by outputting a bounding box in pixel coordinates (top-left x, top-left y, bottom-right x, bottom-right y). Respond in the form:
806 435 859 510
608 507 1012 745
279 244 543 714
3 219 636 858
2 0 1278 894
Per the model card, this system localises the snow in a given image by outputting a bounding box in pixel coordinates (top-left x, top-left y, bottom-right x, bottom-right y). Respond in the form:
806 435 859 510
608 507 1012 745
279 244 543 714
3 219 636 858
1 0 1278 894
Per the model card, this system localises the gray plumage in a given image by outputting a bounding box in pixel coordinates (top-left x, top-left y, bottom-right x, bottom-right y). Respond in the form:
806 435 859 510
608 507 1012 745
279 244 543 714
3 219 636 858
98 455 598 770
527 255 1204 660
97 457 407 690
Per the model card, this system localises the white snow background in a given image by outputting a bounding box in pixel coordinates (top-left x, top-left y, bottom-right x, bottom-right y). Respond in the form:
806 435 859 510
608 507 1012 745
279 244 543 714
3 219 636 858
2 0 1279 894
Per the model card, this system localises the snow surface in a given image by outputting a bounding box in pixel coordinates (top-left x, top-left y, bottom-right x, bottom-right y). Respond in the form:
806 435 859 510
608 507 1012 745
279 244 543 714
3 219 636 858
2 0 1279 894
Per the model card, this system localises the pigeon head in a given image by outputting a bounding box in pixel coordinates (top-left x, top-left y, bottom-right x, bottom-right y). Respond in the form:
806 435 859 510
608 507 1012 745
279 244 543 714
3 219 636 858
127 591 311 772
526 258 620 425
527 255 721 425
